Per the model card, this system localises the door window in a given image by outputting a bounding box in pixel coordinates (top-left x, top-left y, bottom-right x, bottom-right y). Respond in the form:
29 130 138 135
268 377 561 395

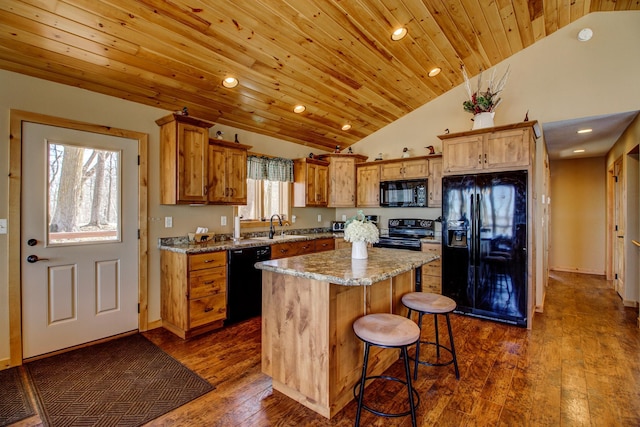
47 141 121 246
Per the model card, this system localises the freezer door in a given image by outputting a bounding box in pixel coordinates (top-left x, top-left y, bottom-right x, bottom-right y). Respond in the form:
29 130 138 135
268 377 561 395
442 175 476 309
475 171 528 324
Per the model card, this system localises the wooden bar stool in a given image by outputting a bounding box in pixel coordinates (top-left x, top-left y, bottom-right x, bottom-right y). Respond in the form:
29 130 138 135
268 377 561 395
402 292 460 380
353 313 421 427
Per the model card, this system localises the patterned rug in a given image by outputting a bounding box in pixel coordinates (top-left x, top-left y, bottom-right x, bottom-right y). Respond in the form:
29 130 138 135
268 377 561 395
26 334 213 426
0 367 36 426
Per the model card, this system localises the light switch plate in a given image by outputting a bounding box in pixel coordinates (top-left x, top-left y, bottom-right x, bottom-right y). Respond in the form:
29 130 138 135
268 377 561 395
164 217 173 228
0 218 6 234
221 216 227 226
317 214 322 222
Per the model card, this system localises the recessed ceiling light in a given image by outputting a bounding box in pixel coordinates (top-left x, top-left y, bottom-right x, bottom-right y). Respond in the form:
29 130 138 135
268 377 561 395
222 77 239 88
573 149 586 153
293 105 306 113
428 67 441 77
391 27 408 41
577 28 593 42
341 123 351 131
577 128 592 134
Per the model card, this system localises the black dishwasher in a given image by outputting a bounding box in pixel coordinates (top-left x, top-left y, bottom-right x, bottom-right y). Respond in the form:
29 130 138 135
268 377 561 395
226 245 271 325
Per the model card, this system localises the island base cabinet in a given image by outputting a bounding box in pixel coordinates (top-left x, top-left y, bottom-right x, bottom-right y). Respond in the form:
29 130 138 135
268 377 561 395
261 269 414 418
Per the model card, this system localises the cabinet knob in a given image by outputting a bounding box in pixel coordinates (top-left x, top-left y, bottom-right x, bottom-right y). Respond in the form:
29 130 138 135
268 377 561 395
204 307 213 313
204 280 215 285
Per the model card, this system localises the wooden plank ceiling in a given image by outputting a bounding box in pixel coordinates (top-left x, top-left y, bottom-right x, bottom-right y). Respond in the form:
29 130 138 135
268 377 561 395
0 0 636 151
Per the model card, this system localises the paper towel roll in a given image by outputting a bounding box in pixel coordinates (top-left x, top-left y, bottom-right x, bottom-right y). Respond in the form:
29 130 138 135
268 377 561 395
234 216 241 239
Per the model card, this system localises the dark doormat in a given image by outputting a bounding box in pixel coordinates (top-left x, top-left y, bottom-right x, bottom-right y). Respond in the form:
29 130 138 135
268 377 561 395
26 334 214 427
0 367 36 426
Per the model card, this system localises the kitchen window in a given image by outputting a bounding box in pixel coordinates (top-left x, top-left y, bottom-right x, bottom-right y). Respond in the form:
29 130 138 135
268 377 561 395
238 155 293 225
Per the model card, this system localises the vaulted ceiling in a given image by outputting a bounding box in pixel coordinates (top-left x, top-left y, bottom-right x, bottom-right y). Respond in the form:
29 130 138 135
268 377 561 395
0 1 637 151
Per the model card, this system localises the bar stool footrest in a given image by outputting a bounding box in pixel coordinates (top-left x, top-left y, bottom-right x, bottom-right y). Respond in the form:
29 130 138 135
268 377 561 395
353 375 421 418
409 340 455 367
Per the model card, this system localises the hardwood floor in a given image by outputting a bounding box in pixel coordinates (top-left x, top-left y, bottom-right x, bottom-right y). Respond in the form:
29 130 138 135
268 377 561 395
11 271 640 426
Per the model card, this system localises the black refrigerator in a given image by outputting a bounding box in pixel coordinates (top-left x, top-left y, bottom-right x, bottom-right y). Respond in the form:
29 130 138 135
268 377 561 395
442 171 528 327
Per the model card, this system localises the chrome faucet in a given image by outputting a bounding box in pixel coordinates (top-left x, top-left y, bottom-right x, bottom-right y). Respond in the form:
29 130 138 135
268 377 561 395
269 214 283 239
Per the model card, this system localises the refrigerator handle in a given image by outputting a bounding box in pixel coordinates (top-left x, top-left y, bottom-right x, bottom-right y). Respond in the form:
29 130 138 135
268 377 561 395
476 193 481 261
470 194 475 261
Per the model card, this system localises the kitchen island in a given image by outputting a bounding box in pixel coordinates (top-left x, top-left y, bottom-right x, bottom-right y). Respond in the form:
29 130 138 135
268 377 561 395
256 247 439 418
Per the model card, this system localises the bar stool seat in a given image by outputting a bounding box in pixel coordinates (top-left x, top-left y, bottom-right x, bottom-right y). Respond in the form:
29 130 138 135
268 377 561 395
353 313 420 427
402 292 460 380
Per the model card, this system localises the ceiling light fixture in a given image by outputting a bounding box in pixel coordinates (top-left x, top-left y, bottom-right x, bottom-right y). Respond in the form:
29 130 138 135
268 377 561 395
293 105 306 113
341 123 351 131
222 77 239 88
577 28 593 42
573 149 586 153
428 67 441 77
577 128 593 134
391 27 408 41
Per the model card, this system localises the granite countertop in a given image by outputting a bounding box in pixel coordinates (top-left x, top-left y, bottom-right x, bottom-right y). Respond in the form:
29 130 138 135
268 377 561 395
255 247 439 286
158 232 339 254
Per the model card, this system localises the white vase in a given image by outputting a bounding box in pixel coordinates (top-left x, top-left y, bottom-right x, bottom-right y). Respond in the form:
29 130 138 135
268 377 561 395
472 112 495 130
351 241 368 259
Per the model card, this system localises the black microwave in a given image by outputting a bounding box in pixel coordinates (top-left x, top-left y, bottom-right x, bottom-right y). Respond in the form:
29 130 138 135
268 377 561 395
380 179 428 207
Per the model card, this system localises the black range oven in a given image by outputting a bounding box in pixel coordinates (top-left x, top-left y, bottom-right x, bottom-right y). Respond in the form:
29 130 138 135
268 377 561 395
374 218 435 251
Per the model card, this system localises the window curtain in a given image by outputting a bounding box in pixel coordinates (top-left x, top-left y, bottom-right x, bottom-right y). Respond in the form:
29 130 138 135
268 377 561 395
246 155 293 182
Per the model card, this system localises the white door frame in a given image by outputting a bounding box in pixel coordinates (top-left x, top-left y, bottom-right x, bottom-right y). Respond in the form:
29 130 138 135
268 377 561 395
8 110 148 366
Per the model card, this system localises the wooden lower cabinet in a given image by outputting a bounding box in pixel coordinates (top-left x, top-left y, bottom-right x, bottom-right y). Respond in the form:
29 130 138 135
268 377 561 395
161 250 227 339
421 241 442 293
334 238 351 250
271 238 335 259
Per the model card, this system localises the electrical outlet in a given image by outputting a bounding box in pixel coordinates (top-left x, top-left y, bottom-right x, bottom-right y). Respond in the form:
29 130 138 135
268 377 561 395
0 218 6 234
221 216 227 226
341 214 347 221
164 217 173 228
317 214 322 222
291 215 296 223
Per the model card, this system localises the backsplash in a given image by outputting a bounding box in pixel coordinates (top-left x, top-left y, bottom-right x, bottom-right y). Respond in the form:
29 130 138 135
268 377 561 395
159 227 331 247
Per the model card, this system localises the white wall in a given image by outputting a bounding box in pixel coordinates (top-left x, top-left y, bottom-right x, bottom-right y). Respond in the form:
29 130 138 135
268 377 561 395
2 11 639 362
549 157 607 274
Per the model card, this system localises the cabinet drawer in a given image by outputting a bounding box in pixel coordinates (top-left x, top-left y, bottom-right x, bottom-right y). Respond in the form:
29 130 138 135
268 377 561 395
189 293 227 328
189 267 226 299
423 261 441 275
189 251 226 270
421 274 442 294
315 238 336 252
421 243 442 255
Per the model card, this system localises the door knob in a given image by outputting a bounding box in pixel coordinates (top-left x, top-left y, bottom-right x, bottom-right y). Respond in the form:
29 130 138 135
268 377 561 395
26 255 49 263
27 239 38 246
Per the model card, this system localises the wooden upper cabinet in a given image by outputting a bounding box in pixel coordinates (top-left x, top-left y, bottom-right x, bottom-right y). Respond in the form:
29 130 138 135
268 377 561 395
380 158 429 180
316 154 368 208
157 113 214 204
356 163 380 207
428 157 443 207
208 140 250 205
440 122 537 175
294 158 329 207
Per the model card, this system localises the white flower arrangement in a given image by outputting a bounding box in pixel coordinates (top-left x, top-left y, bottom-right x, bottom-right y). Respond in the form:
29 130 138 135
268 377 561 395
344 211 379 244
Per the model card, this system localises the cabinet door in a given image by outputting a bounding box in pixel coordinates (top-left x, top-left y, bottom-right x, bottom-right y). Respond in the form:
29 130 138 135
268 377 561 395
207 144 227 203
402 159 429 179
226 147 247 204
328 157 356 207
315 164 329 206
177 122 209 203
428 158 442 207
380 161 404 180
357 164 380 207
442 135 483 174
484 128 530 170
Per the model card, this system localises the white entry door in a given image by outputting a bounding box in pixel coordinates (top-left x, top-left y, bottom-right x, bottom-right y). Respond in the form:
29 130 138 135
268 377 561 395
21 122 139 358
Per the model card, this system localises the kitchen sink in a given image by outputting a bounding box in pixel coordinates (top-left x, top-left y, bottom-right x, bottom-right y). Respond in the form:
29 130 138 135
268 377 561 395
252 235 307 241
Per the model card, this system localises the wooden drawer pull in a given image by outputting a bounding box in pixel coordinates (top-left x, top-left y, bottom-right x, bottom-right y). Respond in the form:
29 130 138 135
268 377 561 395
204 307 213 313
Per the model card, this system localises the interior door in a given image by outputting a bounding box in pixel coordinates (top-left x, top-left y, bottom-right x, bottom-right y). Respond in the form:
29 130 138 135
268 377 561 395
21 123 139 358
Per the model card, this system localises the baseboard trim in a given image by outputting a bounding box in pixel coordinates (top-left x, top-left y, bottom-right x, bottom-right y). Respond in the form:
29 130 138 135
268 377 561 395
550 267 605 276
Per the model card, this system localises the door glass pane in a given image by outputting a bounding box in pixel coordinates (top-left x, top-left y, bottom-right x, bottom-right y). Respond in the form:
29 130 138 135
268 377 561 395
47 141 121 245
